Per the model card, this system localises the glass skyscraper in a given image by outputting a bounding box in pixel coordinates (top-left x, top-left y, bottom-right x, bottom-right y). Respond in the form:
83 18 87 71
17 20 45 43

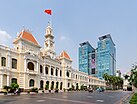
97 34 116 79
79 41 97 76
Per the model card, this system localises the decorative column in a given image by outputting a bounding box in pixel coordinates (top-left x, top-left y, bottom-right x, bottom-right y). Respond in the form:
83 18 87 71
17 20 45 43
49 81 51 90
53 67 56 77
36 61 39 73
48 66 51 76
7 53 11 69
43 65 45 76
58 82 60 90
7 75 10 86
58 69 61 77
58 69 60 78
0 75 3 90
24 58 27 72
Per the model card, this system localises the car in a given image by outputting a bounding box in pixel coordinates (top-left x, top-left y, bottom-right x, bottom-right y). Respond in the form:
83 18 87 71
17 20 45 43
96 87 104 92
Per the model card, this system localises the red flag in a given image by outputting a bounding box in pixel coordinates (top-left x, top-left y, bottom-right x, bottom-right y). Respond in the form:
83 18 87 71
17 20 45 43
44 10 52 15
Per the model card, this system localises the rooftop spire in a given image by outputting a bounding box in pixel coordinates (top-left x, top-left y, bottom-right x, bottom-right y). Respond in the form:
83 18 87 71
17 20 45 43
45 22 54 39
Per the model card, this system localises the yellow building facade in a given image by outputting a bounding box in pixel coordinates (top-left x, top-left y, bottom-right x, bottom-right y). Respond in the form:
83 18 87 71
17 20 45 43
0 24 105 91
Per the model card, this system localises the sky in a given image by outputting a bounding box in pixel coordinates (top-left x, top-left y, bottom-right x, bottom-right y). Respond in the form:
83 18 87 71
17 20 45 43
0 0 137 74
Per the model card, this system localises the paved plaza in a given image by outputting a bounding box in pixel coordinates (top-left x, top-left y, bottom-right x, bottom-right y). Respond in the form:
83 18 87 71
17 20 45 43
0 91 132 104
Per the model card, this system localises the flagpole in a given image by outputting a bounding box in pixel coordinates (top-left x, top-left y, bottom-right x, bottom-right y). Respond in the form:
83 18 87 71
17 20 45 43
44 9 52 27
50 14 52 27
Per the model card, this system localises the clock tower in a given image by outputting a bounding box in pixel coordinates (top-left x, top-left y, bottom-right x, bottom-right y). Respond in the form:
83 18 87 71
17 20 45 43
44 23 56 59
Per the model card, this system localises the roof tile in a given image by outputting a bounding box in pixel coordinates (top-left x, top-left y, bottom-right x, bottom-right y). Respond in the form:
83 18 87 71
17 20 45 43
19 30 39 45
59 51 72 61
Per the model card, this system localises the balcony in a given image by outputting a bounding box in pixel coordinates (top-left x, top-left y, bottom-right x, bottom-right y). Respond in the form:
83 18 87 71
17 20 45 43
26 69 38 75
0 66 10 74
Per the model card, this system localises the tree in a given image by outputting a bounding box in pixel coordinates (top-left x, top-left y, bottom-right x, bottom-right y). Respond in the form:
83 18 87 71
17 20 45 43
10 83 19 93
103 73 123 90
129 67 137 88
103 73 110 86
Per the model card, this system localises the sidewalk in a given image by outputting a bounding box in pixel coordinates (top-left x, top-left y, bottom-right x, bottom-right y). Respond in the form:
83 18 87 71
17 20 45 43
121 92 134 104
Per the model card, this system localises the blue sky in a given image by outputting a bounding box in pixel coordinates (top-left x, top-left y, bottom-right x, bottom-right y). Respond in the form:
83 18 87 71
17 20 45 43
0 0 137 74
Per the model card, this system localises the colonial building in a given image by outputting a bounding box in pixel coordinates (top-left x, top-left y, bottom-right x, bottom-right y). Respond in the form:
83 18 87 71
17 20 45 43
0 24 105 91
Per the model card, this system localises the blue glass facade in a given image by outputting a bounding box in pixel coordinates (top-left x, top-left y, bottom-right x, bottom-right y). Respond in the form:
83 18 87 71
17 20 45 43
79 41 96 76
97 34 116 79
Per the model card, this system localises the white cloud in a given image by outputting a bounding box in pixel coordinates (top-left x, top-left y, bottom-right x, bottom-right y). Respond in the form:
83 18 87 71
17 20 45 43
0 30 12 46
60 35 67 40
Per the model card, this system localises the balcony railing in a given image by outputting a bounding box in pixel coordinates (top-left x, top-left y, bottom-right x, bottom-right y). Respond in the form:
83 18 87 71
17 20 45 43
0 66 10 73
26 69 38 75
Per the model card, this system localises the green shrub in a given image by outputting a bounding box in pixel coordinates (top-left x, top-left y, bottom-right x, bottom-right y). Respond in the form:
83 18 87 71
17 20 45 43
51 85 54 90
63 88 66 92
45 84 49 90
31 87 38 93
11 83 19 90
3 90 8 95
3 86 11 92
68 88 72 92
27 90 30 94
106 87 113 90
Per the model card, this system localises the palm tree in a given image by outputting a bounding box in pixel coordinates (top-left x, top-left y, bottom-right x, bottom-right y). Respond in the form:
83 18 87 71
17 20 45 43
103 73 110 86
103 73 123 90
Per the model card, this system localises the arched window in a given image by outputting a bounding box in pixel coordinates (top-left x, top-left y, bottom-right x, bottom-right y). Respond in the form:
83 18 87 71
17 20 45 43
45 81 49 90
12 58 17 69
55 69 58 76
68 83 70 87
51 68 54 75
56 82 59 89
66 71 69 77
11 78 17 84
45 67 48 74
76 83 79 90
40 80 44 89
1 57 6 66
29 79 34 87
60 82 63 90
40 65 43 73
27 62 34 70
60 70 62 77
51 81 54 90
76 75 77 79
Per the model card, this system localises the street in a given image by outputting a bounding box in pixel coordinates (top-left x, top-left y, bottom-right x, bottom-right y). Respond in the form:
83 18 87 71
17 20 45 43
0 91 132 104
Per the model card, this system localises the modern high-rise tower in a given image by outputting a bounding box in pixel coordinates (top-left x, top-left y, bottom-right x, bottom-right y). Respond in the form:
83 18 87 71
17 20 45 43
97 34 116 79
79 41 97 76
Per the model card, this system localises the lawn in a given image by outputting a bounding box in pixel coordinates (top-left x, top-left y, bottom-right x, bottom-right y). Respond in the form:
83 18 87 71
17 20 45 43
130 93 137 104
